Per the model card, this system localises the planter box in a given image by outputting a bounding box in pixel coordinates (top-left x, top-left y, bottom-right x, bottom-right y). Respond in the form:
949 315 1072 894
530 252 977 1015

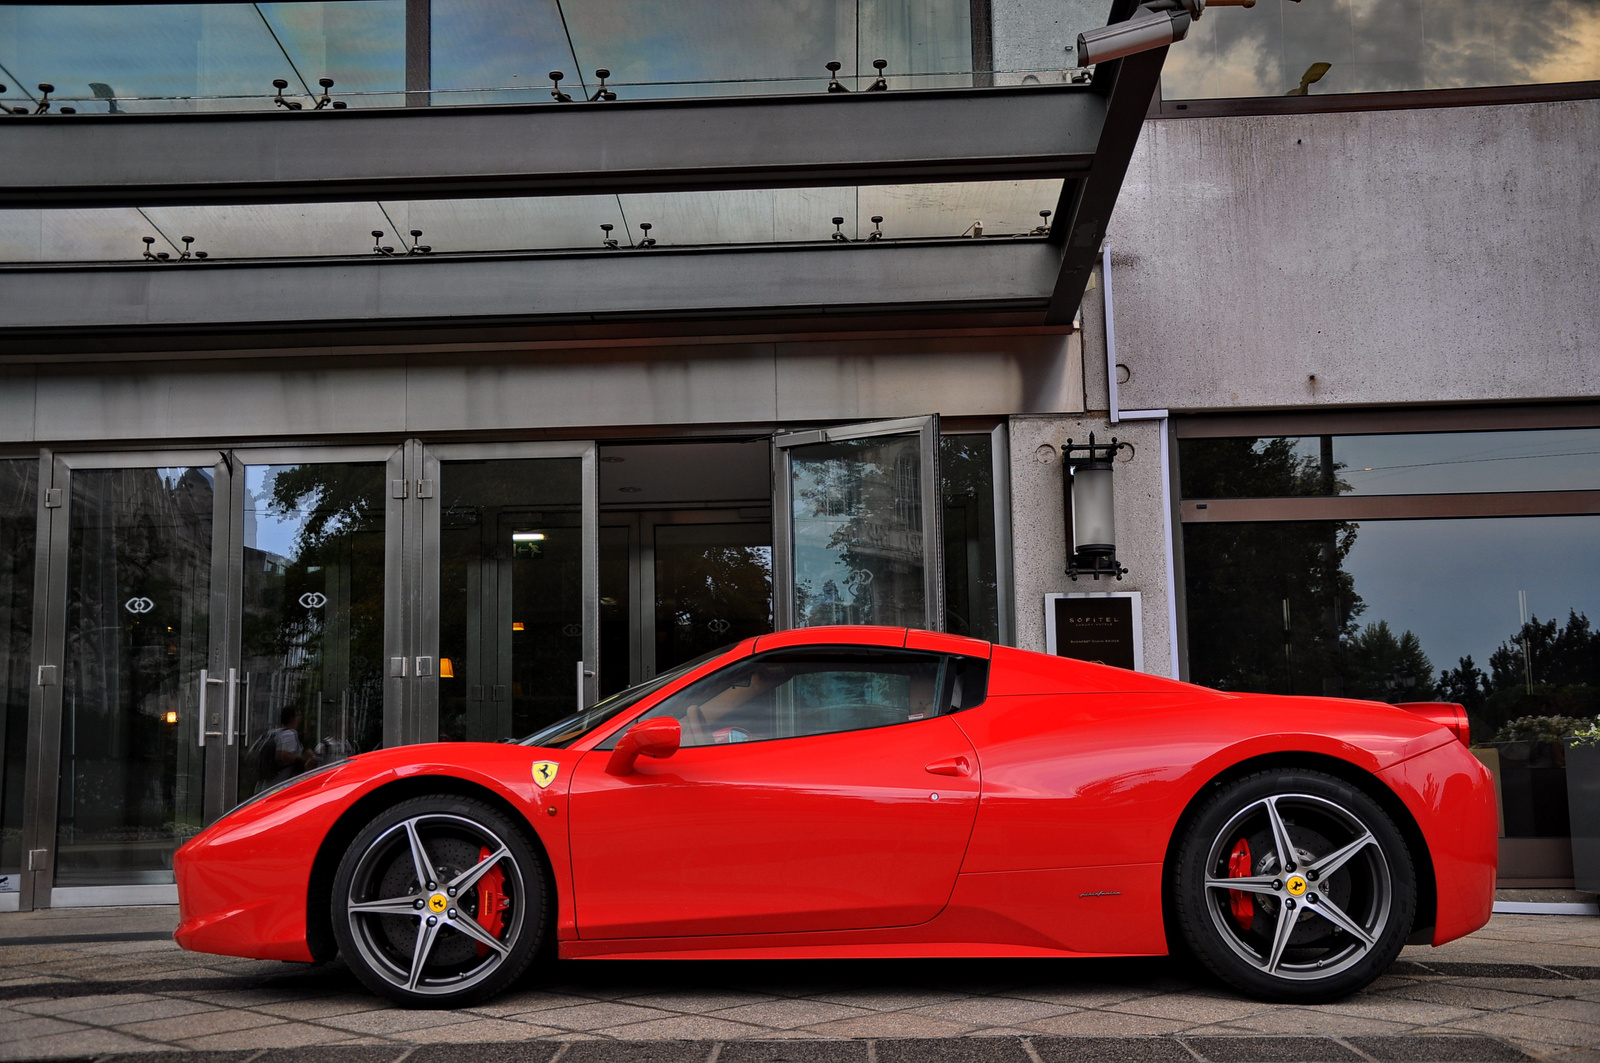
1488 740 1571 838
1566 741 1600 893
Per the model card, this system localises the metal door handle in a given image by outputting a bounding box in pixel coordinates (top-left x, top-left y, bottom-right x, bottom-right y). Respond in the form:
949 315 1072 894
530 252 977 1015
198 668 227 747
225 667 238 745
924 756 971 777
575 660 596 712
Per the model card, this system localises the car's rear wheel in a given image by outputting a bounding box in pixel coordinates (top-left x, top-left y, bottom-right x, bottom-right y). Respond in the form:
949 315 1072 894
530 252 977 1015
331 794 547 1007
1172 768 1416 1002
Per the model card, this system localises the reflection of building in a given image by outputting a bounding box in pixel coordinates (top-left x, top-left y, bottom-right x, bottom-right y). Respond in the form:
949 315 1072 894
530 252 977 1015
1 1 1595 908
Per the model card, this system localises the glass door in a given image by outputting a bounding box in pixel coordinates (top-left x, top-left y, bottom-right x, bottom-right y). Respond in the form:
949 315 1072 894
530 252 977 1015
28 451 231 904
224 447 402 804
773 416 944 632
422 443 598 744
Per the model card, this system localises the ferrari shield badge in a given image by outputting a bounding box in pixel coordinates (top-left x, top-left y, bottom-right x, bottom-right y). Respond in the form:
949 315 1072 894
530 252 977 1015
531 761 559 788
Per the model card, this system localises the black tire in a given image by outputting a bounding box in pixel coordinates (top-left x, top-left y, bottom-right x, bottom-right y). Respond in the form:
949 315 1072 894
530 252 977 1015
1172 768 1416 1003
331 794 548 1007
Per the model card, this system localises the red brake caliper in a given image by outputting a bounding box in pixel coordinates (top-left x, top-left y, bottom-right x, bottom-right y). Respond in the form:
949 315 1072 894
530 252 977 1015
474 846 509 957
1227 837 1254 932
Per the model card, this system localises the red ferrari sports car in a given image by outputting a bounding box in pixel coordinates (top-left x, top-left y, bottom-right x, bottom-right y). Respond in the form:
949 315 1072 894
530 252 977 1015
174 626 1496 1008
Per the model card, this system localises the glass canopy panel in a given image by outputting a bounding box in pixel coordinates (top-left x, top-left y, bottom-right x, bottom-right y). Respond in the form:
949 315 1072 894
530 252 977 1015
430 0 576 106
1161 0 1600 101
0 3 401 114
0 181 1063 262
257 1 406 109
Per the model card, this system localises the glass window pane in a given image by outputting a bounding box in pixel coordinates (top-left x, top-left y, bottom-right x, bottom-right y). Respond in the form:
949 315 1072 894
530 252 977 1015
237 463 385 802
1180 429 1600 498
1161 0 1600 101
655 523 772 674
0 460 38 892
57 467 213 887
625 650 945 746
438 458 584 744
790 432 927 628
1183 514 1600 746
941 434 999 641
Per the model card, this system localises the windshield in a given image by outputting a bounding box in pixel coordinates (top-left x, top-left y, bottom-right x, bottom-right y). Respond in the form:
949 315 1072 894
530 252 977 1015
517 646 733 749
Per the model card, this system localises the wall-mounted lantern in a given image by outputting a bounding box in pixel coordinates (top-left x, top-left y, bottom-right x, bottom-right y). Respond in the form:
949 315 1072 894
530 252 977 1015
1063 433 1130 581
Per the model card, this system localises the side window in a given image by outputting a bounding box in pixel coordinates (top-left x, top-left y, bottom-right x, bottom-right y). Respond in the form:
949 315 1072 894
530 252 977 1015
602 649 952 749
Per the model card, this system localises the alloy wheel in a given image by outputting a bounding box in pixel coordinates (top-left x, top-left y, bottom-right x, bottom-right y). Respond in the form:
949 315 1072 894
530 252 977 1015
343 811 524 997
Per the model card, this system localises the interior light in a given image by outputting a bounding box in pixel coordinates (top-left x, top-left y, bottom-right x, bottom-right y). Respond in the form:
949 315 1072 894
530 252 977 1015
512 532 546 542
512 621 525 631
164 710 178 724
439 657 454 679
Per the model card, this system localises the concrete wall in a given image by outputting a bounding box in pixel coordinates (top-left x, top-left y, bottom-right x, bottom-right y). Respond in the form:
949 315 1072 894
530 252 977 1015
1108 99 1600 413
0 334 1083 445
1008 412 1176 674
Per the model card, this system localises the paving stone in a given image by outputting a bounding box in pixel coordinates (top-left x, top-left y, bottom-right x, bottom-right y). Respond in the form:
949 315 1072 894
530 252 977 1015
791 1013 976 1039
706 1000 873 1031
254 1047 413 1063
528 1002 679 1032
589 1016 769 1040
1182 1036 1362 1062
874 1037 1033 1063
0 1027 159 1061
178 1028 364 1051
1031 1037 1196 1063
899 998 1077 1027
718 1042 870 1063
410 1044 565 1063
560 1043 716 1063
1022 1012 1190 1037
1346 1036 1536 1061
100 1053 260 1063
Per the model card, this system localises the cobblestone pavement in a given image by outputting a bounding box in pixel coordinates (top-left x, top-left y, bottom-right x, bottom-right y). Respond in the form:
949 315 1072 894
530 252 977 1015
1 910 1595 1063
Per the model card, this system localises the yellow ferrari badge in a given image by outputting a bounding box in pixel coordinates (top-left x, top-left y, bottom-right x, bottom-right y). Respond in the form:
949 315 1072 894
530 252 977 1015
1285 875 1308 897
531 761 559 789
428 893 448 913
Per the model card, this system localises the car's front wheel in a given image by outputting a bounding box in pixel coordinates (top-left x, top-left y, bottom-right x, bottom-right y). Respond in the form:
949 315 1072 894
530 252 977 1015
331 794 548 1007
1172 768 1416 1002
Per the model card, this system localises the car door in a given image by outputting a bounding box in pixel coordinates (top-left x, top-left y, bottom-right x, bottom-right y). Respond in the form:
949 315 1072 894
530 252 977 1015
567 647 981 939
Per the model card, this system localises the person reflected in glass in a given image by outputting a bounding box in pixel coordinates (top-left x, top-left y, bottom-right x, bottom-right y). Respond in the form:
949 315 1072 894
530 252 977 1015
259 705 318 791
314 713 357 765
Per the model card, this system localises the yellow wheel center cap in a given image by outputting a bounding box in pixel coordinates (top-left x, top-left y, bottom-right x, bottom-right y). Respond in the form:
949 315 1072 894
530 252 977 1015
1285 875 1308 897
428 893 448 913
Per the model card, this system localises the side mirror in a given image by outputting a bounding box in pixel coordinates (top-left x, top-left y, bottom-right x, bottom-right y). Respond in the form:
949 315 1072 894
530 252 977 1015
605 716 682 777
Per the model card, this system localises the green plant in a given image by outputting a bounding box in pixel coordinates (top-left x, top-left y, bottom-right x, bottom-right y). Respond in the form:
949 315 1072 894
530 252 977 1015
1569 717 1600 748
1493 714 1594 743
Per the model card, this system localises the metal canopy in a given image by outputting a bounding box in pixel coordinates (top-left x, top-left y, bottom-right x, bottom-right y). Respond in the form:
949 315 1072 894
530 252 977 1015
0 240 1061 333
0 2 1164 340
5 87 1106 208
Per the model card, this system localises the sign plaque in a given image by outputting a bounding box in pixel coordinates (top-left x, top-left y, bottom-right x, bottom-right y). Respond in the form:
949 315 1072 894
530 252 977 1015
1044 591 1143 672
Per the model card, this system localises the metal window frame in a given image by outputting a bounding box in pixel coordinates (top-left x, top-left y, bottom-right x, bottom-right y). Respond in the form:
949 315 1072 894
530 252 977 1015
421 440 600 720
20 447 234 910
225 444 404 800
1174 403 1600 440
1181 491 1600 524
1151 78 1600 120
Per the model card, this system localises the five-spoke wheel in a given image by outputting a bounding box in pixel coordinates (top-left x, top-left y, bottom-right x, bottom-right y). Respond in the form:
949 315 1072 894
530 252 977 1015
331 796 547 1007
1173 769 1415 1002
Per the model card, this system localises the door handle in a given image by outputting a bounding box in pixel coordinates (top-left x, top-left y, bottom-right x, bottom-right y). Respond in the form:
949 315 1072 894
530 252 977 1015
924 756 971 777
